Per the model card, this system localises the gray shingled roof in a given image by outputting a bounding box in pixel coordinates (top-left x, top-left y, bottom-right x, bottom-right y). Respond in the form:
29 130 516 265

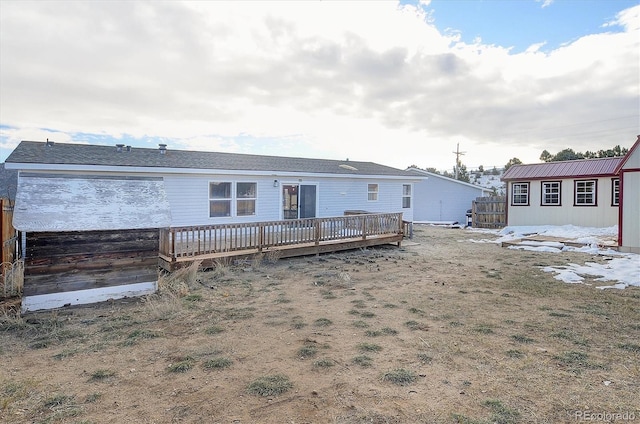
6 141 413 177
0 163 18 200
501 156 624 181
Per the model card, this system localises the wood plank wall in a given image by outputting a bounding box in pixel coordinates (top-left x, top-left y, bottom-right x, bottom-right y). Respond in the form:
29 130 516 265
471 196 506 229
23 229 159 297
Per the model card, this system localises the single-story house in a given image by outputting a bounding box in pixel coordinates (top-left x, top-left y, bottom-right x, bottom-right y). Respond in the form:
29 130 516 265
614 136 640 253
501 155 623 228
406 168 491 225
5 140 421 311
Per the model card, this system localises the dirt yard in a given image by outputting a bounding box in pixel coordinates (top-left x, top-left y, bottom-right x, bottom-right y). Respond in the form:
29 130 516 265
1 225 639 424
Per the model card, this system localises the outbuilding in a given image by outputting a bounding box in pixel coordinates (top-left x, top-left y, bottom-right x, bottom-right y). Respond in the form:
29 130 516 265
501 156 623 228
614 136 640 253
406 168 491 225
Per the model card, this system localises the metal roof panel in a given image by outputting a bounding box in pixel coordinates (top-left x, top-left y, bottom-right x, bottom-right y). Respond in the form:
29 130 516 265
502 156 624 181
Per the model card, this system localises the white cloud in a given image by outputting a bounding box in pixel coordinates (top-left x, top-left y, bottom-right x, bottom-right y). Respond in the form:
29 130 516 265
536 0 554 8
0 1 638 170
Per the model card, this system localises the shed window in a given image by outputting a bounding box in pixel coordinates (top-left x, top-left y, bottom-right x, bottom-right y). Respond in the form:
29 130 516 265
402 184 411 208
541 181 561 206
368 184 379 201
575 180 596 206
612 179 619 206
237 182 257 216
209 182 232 217
511 182 529 206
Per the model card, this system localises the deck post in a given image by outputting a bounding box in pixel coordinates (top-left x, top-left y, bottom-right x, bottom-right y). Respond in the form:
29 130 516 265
258 223 264 252
314 219 321 246
362 215 367 240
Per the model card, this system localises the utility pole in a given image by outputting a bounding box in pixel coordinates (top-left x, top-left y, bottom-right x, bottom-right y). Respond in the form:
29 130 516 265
453 143 466 179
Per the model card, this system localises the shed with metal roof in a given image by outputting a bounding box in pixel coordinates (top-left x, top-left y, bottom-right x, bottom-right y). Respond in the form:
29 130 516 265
501 156 624 228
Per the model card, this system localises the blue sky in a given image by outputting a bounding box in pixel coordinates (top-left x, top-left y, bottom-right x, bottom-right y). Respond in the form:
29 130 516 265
416 0 639 52
1 1 638 170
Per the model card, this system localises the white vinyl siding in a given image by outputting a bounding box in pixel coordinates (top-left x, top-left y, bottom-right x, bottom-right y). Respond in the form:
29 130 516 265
163 175 415 226
408 169 488 224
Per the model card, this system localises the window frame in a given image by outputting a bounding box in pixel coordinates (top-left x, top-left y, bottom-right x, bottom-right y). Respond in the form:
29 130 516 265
209 181 232 218
209 181 258 218
611 178 620 207
511 182 530 206
368 183 379 202
402 184 411 209
574 179 597 206
236 182 257 216
540 181 561 206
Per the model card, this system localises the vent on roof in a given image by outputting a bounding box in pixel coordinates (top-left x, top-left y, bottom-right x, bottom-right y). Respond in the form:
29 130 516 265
159 144 167 154
116 144 125 152
45 139 54 147
339 164 358 171
126 145 131 152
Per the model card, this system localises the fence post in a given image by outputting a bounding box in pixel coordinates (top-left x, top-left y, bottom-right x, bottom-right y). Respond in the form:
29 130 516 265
258 223 264 252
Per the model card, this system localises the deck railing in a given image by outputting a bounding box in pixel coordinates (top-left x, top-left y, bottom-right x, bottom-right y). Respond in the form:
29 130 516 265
159 212 404 260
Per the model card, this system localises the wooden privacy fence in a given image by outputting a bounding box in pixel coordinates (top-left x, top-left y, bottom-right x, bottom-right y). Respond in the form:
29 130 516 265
471 196 506 229
1 197 21 298
159 212 404 270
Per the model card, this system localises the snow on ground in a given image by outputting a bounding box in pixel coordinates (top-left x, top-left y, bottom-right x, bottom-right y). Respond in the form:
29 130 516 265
464 225 639 289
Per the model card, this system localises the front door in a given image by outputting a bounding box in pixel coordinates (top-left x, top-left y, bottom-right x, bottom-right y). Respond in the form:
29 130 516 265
282 184 316 219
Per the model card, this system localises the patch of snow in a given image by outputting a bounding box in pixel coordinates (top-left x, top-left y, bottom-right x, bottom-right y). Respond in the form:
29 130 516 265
464 225 640 289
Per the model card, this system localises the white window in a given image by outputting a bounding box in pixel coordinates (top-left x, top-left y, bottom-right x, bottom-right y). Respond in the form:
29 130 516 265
541 181 561 206
511 182 529 205
612 179 619 206
236 182 257 216
368 184 379 201
209 182 231 217
402 184 411 208
209 182 257 217
575 180 596 206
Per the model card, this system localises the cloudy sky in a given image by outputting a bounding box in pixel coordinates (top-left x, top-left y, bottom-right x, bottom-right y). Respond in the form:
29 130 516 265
1 0 638 171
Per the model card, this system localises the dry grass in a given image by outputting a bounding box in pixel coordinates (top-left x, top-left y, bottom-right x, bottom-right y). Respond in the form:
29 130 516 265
1 260 24 299
1 226 638 423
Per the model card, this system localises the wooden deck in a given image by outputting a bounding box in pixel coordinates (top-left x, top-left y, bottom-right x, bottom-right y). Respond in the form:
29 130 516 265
159 213 405 271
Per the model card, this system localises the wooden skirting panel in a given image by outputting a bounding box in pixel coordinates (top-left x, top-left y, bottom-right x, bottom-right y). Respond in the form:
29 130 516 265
23 229 160 297
23 265 159 296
